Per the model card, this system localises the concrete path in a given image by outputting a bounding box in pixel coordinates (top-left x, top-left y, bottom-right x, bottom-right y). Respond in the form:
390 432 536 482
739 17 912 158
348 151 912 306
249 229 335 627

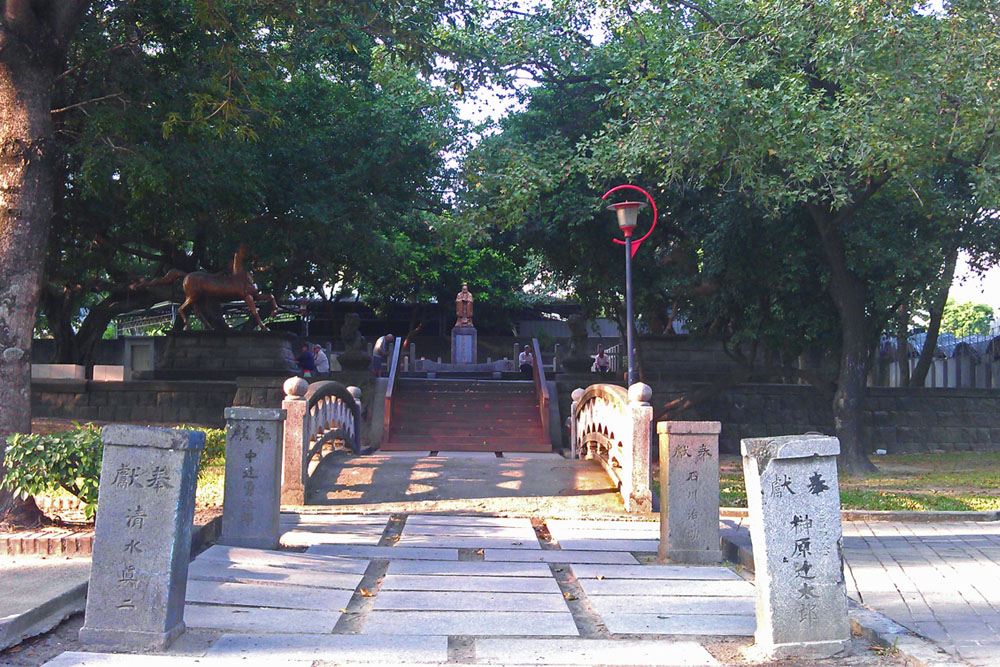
304 452 632 517
842 519 1000 666
42 513 754 666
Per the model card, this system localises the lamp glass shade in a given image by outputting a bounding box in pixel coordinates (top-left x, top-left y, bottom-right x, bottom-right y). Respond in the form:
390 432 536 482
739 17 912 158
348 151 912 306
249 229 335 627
606 201 646 231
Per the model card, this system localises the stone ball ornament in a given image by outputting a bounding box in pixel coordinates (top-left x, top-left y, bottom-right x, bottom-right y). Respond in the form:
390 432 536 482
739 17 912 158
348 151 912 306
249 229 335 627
284 376 308 398
628 382 652 404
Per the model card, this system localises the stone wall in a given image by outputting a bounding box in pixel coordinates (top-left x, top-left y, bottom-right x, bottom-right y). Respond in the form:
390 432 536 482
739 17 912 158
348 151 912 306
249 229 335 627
32 380 237 427
556 374 1000 455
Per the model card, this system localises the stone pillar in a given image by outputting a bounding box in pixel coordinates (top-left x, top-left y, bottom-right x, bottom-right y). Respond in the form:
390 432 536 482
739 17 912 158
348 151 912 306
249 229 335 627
79 426 205 650
280 376 308 505
451 326 477 364
220 407 286 549
622 383 653 513
570 387 585 459
657 421 722 564
741 434 850 660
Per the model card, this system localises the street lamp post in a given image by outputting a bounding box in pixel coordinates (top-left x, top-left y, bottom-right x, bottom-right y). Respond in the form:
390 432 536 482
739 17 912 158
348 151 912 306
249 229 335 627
606 200 646 386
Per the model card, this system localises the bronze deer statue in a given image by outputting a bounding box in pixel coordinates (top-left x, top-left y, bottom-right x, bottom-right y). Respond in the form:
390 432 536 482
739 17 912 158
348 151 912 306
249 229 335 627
144 246 278 331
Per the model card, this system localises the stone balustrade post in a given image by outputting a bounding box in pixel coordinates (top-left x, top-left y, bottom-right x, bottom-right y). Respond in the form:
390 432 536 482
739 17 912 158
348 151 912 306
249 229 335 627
741 434 850 660
79 426 204 650
221 407 286 549
280 376 308 505
657 421 722 564
347 385 362 453
623 383 653 513
569 388 584 459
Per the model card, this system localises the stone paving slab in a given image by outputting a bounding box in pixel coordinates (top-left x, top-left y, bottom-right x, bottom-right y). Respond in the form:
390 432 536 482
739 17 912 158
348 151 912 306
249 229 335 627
403 516 535 528
205 632 449 662
361 610 579 636
588 595 755 616
374 590 568 612
554 538 659 552
275 523 388 536
42 653 312 666
381 574 562 593
197 545 370 573
188 560 364 590
600 612 756 636
185 580 354 611
579 579 754 597
184 603 341 633
399 524 537 538
548 524 660 537
571 565 741 581
386 560 553 577
395 535 541 549
279 530 385 547
305 545 458 560
485 549 639 564
279 513 390 526
474 638 719 665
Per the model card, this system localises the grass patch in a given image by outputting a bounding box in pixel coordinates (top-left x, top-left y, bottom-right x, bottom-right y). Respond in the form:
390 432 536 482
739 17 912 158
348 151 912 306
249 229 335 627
655 452 1000 511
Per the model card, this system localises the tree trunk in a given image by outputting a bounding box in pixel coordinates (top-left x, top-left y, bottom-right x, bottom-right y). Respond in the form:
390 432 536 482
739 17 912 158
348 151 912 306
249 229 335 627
894 301 911 386
911 247 958 387
811 206 879 475
0 38 58 521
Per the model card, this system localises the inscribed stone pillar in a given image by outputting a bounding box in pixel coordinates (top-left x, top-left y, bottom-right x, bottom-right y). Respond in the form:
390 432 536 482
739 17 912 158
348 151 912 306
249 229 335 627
741 434 850 660
280 377 308 505
220 407 286 549
622 383 653 513
79 426 205 650
657 421 722 564
451 327 477 364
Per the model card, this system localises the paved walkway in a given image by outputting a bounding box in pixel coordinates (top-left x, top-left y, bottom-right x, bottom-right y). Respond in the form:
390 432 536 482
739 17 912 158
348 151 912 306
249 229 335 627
842 519 1000 666
43 513 756 666
306 452 631 517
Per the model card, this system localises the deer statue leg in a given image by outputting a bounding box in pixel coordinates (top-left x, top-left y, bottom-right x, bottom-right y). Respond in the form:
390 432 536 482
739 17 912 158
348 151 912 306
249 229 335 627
177 297 194 330
244 294 269 331
190 300 214 330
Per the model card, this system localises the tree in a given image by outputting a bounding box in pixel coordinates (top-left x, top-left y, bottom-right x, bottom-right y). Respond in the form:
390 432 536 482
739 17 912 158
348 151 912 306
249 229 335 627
0 0 472 521
575 0 1000 473
941 299 996 339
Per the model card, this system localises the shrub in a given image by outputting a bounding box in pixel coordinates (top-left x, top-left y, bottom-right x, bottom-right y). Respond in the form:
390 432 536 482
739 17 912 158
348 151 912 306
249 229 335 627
2 423 227 520
3 423 103 518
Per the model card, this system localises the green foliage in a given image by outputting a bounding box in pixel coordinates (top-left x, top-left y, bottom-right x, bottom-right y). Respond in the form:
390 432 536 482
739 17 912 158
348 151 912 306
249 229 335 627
2 424 226 520
2 424 103 519
941 299 995 338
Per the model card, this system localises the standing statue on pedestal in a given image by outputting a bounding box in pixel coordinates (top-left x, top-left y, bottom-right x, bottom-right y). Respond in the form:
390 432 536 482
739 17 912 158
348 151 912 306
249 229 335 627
455 283 474 327
451 282 477 364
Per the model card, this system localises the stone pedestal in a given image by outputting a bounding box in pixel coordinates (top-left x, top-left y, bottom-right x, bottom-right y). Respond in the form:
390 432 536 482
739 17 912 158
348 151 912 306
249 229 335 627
220 407 286 549
451 327 477 364
741 434 850 660
79 426 205 651
658 421 722 564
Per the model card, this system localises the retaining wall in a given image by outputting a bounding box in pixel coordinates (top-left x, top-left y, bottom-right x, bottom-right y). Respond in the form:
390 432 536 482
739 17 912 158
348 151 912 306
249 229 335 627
556 375 1000 455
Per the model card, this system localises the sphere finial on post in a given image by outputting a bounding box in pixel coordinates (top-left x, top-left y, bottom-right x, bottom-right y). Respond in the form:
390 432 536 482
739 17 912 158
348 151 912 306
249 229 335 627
284 376 308 400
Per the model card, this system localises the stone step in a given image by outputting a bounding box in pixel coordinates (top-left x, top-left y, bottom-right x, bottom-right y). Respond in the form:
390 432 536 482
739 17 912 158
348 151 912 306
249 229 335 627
397 379 536 393
388 426 547 439
381 439 551 452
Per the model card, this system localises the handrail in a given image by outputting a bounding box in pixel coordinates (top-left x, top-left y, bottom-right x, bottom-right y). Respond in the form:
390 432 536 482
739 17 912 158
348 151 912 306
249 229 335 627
280 377 362 504
531 337 550 442
381 337 402 448
571 382 652 513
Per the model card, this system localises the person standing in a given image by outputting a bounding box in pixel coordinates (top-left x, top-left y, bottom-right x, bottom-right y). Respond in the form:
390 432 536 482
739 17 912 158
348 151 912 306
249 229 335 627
296 343 318 379
372 333 395 377
518 345 534 378
313 344 330 375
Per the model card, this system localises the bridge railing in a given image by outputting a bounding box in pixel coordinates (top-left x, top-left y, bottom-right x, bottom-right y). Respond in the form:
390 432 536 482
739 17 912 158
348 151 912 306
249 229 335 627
281 376 362 504
531 338 550 441
381 337 402 448
571 382 653 513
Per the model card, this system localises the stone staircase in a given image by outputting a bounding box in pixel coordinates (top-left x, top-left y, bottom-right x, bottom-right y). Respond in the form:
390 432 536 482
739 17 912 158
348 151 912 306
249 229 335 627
383 377 550 453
